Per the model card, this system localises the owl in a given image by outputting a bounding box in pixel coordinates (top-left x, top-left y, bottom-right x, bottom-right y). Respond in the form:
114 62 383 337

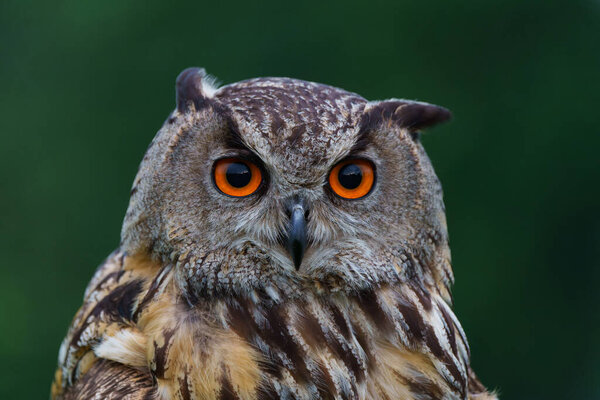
51 68 496 400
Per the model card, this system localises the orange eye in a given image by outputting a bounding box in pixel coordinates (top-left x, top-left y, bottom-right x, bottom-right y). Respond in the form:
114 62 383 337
213 158 262 197
328 159 375 199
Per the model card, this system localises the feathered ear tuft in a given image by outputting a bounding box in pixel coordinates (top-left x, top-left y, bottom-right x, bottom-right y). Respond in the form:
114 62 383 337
361 100 452 133
175 67 218 112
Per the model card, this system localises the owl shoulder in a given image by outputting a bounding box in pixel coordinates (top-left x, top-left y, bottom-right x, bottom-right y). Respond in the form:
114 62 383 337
51 250 163 399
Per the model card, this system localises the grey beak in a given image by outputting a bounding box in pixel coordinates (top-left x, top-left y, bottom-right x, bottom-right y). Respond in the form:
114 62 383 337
285 204 307 270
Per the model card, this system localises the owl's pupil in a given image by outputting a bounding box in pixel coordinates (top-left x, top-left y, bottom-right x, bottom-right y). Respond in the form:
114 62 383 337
226 162 251 188
338 164 362 189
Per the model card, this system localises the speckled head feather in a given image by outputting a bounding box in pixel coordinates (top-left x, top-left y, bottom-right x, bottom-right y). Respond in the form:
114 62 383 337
121 68 454 293
52 67 496 400
215 77 368 183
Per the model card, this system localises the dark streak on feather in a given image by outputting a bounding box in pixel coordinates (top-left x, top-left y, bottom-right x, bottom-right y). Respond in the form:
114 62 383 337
412 284 432 311
326 332 365 382
68 279 144 360
404 375 443 400
314 364 337 399
349 126 371 155
228 299 311 383
152 328 175 379
329 304 351 340
297 309 327 347
179 373 192 400
219 370 240 400
397 301 425 342
438 301 458 356
423 327 464 393
132 264 172 321
262 306 311 383
356 290 394 334
352 324 374 370
223 118 251 151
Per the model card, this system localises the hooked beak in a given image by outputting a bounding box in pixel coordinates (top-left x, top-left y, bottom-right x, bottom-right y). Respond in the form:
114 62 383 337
285 203 308 270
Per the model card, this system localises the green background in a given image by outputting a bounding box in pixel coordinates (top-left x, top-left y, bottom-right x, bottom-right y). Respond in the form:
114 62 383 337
1 0 598 398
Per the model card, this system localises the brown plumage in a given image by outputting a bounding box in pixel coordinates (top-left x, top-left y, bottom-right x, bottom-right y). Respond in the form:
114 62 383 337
51 68 496 399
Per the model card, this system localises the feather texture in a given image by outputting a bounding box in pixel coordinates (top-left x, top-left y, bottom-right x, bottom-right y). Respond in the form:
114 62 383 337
52 251 495 399
52 70 496 399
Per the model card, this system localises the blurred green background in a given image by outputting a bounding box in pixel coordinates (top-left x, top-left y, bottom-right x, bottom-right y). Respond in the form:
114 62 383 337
1 0 599 398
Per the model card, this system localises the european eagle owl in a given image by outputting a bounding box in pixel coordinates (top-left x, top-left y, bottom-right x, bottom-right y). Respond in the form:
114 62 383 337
51 68 496 399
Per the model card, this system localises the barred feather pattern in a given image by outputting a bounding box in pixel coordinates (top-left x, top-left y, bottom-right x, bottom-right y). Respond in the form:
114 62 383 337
52 250 495 400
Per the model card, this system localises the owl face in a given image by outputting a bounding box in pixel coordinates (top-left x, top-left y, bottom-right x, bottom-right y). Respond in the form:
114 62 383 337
122 69 452 298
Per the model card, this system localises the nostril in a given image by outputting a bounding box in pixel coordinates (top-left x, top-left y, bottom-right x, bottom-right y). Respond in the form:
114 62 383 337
304 208 309 219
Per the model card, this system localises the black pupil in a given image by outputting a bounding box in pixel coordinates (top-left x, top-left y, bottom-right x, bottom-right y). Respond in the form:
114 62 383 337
338 164 362 189
226 162 251 188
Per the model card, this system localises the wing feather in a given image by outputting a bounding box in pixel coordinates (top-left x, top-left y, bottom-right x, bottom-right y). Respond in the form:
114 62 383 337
60 359 154 400
51 250 158 399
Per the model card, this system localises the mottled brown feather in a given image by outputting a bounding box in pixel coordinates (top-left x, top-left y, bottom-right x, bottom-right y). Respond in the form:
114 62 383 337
52 71 496 400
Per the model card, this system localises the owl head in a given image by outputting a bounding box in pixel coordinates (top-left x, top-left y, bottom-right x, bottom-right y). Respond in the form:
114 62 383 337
121 68 453 302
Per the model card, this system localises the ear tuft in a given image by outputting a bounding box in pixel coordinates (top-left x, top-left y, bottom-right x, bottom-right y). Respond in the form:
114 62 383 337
175 67 218 112
362 100 452 133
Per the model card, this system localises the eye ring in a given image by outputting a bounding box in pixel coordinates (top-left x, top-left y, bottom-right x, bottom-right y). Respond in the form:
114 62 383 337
328 159 375 199
213 158 262 197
